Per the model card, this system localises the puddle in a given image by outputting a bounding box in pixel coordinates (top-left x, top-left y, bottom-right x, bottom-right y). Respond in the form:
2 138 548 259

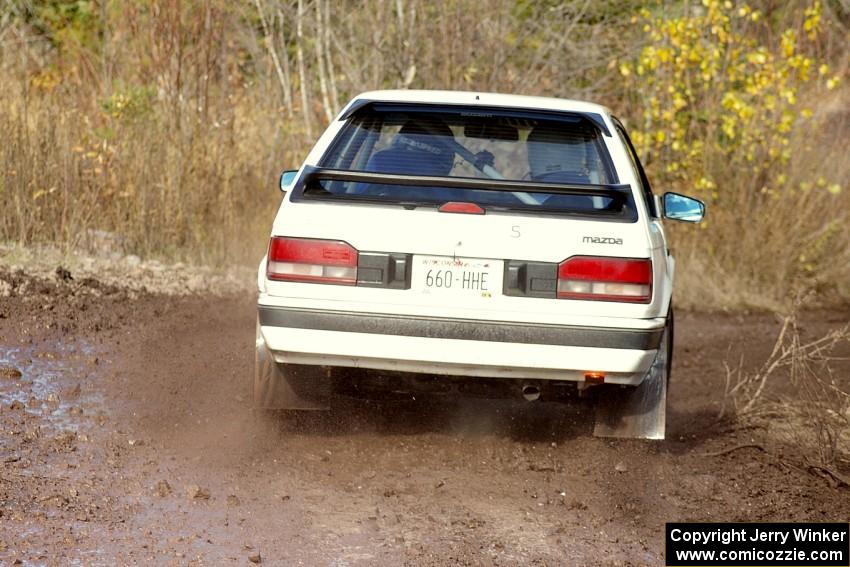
0 340 104 432
0 339 124 565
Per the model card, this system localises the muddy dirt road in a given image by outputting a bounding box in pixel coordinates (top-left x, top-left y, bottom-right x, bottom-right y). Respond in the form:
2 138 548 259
1 270 848 566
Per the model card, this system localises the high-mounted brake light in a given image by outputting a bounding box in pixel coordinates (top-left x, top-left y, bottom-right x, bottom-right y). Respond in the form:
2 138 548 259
438 202 485 215
557 256 651 303
267 237 358 285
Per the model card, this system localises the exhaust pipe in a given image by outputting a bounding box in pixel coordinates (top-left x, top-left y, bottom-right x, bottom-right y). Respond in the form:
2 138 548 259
521 384 541 402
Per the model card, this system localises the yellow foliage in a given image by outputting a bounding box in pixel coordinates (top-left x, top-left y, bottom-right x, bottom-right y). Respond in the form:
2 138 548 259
620 0 839 202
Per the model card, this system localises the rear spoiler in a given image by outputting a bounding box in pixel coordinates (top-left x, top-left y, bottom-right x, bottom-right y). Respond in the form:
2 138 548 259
338 100 612 137
296 166 631 201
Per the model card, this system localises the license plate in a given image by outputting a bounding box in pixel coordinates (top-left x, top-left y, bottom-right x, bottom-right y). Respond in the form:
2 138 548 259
412 255 503 299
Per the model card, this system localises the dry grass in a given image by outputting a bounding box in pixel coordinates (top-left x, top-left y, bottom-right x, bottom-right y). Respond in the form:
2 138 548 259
0 68 298 265
673 86 850 311
722 307 850 479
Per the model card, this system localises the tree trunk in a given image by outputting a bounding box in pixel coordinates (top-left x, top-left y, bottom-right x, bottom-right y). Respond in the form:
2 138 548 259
323 0 339 113
277 8 294 117
314 0 334 123
254 0 293 118
295 0 313 137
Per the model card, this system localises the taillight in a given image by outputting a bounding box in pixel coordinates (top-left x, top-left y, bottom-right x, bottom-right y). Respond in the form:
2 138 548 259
267 237 358 285
557 256 651 303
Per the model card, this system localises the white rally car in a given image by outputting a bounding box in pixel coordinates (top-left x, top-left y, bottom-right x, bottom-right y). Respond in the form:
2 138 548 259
255 90 704 439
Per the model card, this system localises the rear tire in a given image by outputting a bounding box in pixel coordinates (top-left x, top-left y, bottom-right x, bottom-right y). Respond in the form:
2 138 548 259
254 322 329 410
592 313 671 440
666 307 674 386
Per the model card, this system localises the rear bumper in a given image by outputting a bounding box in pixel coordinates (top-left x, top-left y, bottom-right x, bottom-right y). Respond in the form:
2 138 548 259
258 306 662 385
259 306 662 350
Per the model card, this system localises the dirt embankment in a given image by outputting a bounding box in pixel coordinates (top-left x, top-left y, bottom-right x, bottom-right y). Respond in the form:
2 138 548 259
1 266 848 566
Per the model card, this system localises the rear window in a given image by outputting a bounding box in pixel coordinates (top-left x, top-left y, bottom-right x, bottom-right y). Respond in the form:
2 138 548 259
307 103 626 214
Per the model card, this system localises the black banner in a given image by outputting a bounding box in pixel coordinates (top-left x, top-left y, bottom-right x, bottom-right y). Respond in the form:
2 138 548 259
666 523 849 566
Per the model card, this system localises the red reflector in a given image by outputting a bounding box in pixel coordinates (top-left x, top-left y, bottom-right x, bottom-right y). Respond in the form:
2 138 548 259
557 256 652 303
267 237 358 285
438 202 485 215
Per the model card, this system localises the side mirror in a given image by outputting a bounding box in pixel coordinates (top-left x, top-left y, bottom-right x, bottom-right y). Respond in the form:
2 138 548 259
279 169 298 193
662 192 705 223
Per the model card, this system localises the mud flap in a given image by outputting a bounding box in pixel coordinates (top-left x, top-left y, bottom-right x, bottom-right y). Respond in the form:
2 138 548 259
592 325 668 440
254 322 329 410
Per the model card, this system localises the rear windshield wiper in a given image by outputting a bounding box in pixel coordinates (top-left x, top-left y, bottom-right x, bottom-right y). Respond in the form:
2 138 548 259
301 187 425 210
